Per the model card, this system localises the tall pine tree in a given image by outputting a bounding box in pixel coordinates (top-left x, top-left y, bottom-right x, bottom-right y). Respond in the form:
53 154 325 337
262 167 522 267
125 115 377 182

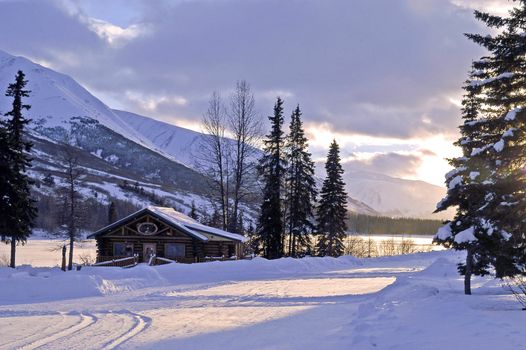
1 70 37 268
436 2 526 292
316 140 348 257
0 118 12 243
257 97 286 259
435 69 495 294
284 105 317 257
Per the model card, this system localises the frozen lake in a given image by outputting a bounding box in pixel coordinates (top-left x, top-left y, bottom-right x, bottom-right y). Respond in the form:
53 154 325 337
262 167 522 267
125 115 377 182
0 234 439 267
354 234 435 246
0 238 97 268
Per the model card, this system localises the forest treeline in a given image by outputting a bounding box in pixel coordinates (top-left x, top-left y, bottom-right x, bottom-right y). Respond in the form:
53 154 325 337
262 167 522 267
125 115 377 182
347 213 443 236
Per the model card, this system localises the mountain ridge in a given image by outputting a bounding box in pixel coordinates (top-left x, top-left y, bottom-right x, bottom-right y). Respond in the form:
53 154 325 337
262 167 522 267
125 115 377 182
0 49 448 220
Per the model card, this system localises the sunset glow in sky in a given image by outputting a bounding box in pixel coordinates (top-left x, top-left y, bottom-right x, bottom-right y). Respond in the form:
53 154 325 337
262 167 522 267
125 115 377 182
0 0 514 186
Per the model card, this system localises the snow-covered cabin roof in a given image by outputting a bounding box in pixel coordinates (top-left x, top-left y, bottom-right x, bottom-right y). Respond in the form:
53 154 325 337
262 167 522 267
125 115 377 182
87 206 247 243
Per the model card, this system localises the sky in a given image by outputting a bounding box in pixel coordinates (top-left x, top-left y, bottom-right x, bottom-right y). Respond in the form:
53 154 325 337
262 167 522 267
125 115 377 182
0 0 514 186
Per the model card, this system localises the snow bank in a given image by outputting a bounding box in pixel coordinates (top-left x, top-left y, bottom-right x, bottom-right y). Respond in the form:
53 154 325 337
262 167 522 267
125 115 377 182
0 255 362 305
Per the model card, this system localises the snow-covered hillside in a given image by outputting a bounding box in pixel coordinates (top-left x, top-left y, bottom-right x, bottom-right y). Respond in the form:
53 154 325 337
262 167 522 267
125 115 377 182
0 50 156 151
0 49 448 219
0 50 237 227
114 109 209 169
0 251 523 349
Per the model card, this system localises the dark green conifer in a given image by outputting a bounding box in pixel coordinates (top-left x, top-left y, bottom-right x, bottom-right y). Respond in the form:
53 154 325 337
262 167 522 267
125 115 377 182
257 97 287 259
316 140 348 257
284 105 317 257
108 201 117 224
436 2 526 292
1 70 37 268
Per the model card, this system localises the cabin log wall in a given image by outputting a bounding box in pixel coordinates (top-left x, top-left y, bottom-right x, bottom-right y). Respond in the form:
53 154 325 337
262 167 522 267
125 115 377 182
94 213 241 264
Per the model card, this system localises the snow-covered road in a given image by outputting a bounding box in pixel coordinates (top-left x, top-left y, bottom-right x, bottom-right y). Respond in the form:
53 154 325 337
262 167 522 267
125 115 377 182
0 251 524 349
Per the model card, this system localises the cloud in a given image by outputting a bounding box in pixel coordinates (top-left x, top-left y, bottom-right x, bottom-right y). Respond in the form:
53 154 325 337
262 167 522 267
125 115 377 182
340 152 424 179
107 0 487 138
450 0 513 15
0 0 503 184
0 0 490 138
85 19 150 47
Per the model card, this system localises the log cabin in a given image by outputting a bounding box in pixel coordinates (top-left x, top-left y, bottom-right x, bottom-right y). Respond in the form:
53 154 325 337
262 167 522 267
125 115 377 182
87 206 246 264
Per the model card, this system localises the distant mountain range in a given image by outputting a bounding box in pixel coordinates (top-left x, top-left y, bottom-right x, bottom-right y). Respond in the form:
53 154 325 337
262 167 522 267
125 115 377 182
343 170 451 219
0 49 450 222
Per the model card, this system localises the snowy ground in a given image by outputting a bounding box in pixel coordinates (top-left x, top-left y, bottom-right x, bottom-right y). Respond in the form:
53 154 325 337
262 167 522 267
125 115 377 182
0 250 524 349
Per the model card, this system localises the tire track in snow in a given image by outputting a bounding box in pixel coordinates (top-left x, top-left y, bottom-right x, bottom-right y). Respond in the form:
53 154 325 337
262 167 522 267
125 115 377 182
0 312 73 350
100 312 150 349
31 311 150 350
17 313 96 350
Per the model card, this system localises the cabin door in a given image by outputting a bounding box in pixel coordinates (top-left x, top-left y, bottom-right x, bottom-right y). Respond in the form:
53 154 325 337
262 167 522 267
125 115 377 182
143 243 156 262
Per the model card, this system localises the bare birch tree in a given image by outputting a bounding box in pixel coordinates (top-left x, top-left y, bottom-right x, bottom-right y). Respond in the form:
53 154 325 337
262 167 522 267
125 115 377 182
227 81 261 232
57 146 85 270
197 92 231 230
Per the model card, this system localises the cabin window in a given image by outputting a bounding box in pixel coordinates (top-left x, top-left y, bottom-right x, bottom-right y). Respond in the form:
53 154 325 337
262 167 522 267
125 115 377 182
165 243 186 258
113 242 134 257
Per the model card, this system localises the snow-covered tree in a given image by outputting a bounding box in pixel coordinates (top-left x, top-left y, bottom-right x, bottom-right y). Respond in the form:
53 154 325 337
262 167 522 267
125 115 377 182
435 70 496 294
436 2 526 293
316 140 348 257
0 70 37 268
257 97 287 259
284 105 317 257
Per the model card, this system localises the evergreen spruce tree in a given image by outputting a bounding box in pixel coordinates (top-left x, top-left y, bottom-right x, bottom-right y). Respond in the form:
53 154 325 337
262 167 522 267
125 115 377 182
237 210 245 235
257 97 286 259
189 201 199 220
1 70 37 268
284 105 317 257
0 118 12 243
108 201 117 225
436 2 526 292
207 208 223 229
245 221 260 255
435 70 495 294
316 140 348 257
42 173 55 187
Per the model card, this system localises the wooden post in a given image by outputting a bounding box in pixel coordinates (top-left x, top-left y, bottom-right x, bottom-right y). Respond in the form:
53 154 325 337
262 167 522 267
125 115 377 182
61 245 67 271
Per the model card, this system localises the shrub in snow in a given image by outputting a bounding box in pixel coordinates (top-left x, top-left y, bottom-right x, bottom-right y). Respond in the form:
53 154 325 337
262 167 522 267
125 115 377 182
504 275 526 310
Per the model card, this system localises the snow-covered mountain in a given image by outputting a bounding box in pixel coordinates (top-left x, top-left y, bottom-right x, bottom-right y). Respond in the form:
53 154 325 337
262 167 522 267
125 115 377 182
0 50 229 228
343 169 451 220
0 50 155 148
0 49 447 220
113 110 204 169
